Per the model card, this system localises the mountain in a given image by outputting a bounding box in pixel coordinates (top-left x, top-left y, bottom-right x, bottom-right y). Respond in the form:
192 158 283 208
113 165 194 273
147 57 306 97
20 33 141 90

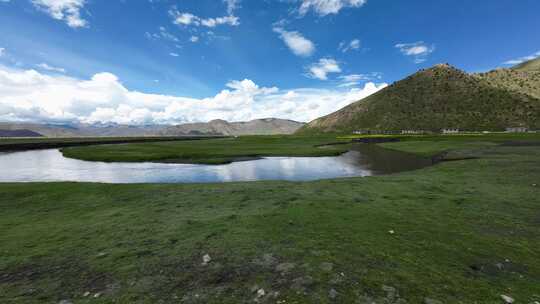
476 57 540 99
0 122 165 137
0 118 304 137
298 61 540 134
0 129 43 138
160 118 305 136
513 57 540 72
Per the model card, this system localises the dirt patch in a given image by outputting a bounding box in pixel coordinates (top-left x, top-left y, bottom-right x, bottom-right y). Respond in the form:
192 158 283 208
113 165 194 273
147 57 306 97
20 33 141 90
126 253 329 302
0 258 117 301
467 259 528 277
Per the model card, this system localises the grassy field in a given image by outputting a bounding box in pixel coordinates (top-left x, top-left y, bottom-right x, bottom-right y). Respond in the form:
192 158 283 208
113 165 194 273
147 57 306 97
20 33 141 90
60 132 540 163
60 136 352 164
1 135 540 303
0 136 224 152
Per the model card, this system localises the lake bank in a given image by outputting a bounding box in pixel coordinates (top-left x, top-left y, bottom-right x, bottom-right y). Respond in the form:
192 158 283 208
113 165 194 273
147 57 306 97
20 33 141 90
59 136 353 164
56 133 540 164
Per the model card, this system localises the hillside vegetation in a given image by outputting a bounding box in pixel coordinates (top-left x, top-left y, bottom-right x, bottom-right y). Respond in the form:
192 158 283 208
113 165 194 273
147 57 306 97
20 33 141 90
476 58 540 99
513 57 540 72
298 60 540 134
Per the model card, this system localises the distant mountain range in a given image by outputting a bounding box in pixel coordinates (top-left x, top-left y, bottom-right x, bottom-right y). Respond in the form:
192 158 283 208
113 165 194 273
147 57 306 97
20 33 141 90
298 58 540 134
161 118 304 136
0 118 304 138
0 129 44 138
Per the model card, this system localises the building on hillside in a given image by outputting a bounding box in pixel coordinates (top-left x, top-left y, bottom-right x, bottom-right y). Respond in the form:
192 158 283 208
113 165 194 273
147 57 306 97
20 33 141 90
401 130 426 135
442 128 460 134
353 130 371 135
506 127 528 133
353 130 403 135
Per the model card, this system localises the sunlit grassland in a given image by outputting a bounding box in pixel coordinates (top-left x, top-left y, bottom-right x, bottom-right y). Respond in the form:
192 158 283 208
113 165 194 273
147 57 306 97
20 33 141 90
60 135 352 164
1 134 540 303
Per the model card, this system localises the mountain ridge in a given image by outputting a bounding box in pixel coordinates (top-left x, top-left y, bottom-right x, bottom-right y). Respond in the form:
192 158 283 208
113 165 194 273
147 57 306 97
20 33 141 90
0 118 304 137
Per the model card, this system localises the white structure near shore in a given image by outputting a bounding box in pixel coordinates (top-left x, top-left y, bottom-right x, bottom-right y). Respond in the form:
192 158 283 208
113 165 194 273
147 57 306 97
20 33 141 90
506 127 528 133
442 129 460 134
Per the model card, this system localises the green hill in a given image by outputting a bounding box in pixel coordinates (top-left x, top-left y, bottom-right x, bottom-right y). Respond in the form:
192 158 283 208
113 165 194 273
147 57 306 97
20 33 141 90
298 63 540 134
476 58 540 99
513 57 540 72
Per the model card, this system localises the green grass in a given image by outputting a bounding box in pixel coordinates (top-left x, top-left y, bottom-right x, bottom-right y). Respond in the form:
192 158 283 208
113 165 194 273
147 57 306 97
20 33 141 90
0 136 223 152
345 133 540 156
1 135 540 303
60 135 351 164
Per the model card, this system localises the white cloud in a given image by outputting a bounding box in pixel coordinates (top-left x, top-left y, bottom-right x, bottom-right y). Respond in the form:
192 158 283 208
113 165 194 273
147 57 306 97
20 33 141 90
503 50 540 65
299 0 367 16
338 72 382 87
36 63 66 73
200 16 239 27
169 8 239 28
171 12 198 26
145 27 180 45
169 53 179 57
190 36 199 43
0 66 386 124
273 27 315 57
32 0 88 28
307 58 341 80
158 26 179 42
224 0 240 15
395 41 435 64
339 39 360 52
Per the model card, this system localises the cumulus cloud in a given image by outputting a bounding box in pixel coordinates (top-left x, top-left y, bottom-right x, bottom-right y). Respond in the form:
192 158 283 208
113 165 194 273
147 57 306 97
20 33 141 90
190 36 199 43
169 8 239 28
503 50 540 65
395 41 435 63
307 58 341 80
273 27 315 57
36 63 66 73
339 39 360 52
32 0 88 28
0 66 387 124
299 0 367 16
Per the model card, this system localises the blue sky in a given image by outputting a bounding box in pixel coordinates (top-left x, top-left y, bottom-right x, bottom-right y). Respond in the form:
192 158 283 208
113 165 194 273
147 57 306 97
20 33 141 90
0 0 539 125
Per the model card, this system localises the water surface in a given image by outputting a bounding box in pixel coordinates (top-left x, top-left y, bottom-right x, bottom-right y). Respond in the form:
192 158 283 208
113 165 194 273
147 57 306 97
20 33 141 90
0 145 432 183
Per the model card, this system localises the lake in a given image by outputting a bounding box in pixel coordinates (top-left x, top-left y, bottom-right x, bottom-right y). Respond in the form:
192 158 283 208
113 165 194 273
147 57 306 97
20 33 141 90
0 145 433 183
